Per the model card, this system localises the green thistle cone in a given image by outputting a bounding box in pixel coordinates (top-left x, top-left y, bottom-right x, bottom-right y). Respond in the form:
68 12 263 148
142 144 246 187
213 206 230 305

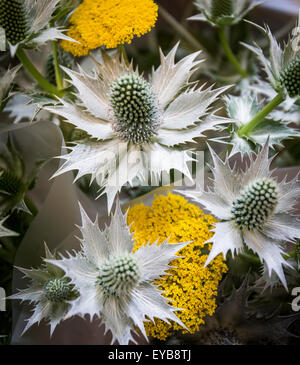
45 55 57 86
279 56 300 98
211 0 233 19
231 178 279 230
98 254 140 296
0 169 24 196
0 0 28 45
110 73 159 144
44 278 74 303
45 53 73 86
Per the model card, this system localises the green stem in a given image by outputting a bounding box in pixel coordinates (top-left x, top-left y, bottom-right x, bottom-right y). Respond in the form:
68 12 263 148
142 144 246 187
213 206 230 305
158 5 203 51
16 48 64 97
218 26 248 78
118 44 130 67
238 93 285 137
51 41 64 90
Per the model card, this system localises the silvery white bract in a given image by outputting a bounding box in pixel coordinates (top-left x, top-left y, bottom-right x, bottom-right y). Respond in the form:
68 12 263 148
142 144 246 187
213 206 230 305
5 94 51 124
256 258 299 292
219 94 300 156
45 44 230 212
0 65 21 111
180 141 300 288
10 244 78 336
0 216 18 237
189 0 261 27
0 0 75 57
47 202 190 345
242 10 300 100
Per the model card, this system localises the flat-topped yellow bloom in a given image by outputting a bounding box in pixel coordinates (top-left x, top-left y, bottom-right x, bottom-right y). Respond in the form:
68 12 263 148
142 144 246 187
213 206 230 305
61 0 158 56
127 193 228 341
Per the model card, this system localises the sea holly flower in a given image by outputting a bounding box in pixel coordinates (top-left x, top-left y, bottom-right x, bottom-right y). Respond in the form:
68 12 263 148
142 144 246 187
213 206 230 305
180 141 300 288
235 14 300 138
0 0 74 56
189 0 261 27
242 11 300 101
189 0 260 78
219 94 300 156
45 44 230 212
47 201 190 345
0 65 21 112
10 244 78 336
61 0 158 56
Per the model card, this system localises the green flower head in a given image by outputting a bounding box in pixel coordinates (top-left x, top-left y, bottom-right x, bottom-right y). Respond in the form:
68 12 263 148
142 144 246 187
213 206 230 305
10 243 78 336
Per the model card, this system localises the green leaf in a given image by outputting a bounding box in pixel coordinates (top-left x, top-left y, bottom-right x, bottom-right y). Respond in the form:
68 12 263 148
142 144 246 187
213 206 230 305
249 118 300 148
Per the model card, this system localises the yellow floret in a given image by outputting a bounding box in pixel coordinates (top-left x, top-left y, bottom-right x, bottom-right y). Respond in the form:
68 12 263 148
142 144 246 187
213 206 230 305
127 193 227 341
61 0 158 56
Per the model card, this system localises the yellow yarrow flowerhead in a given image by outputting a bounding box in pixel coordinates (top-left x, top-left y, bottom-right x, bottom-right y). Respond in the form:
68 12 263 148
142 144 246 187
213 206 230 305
127 193 228 341
61 0 158 56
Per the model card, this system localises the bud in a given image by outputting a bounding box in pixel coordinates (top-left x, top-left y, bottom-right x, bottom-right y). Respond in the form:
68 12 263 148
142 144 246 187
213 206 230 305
0 0 27 45
45 53 73 86
279 56 300 98
44 278 74 303
211 0 233 19
45 55 57 86
0 169 24 196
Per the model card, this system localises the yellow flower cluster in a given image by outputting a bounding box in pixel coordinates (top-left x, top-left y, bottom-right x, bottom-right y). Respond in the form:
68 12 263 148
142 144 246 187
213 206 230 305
61 0 158 56
127 193 228 341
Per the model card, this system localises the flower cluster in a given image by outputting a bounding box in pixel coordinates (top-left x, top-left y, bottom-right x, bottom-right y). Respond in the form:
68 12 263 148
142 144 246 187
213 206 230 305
61 0 158 56
127 193 227 340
